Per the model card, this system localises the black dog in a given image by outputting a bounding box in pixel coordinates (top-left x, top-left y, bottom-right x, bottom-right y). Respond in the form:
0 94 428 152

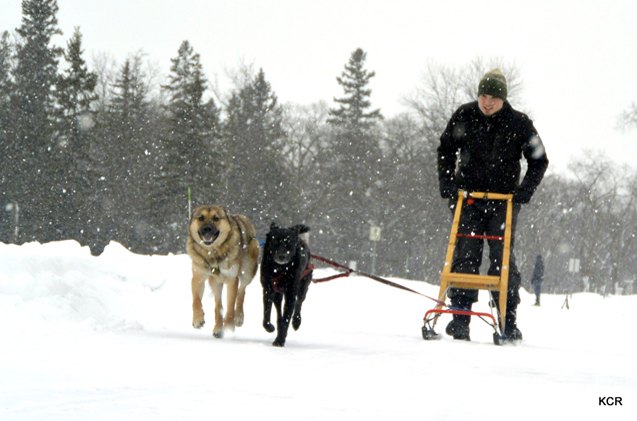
261 223 313 347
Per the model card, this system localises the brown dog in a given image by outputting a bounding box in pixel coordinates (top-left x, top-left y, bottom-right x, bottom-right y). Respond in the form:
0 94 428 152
186 205 259 338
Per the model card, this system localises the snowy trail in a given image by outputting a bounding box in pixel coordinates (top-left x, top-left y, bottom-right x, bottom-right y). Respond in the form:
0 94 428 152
0 241 635 420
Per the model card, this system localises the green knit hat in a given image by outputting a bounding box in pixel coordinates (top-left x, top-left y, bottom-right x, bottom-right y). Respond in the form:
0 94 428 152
478 68 507 100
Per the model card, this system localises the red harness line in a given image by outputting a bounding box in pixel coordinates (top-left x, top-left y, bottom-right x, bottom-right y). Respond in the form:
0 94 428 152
310 254 353 283
310 253 445 306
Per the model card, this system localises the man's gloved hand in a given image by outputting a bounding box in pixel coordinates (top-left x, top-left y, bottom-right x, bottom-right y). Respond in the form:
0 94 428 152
440 181 458 199
513 187 533 204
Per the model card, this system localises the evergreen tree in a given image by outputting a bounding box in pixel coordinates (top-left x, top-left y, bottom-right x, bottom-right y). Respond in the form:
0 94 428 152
55 27 97 146
0 32 13 137
11 0 63 242
109 59 149 128
326 48 383 268
87 54 168 254
53 26 98 242
0 31 16 242
161 40 221 226
222 68 289 230
328 48 381 128
93 56 152 252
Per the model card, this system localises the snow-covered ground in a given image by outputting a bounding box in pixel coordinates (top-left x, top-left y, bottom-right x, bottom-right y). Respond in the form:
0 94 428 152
0 240 634 420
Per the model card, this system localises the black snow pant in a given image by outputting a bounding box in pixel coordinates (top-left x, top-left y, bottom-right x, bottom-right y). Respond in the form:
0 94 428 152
447 198 522 320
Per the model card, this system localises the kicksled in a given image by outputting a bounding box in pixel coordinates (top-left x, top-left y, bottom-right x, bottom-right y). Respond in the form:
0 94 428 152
421 191 517 345
311 191 518 346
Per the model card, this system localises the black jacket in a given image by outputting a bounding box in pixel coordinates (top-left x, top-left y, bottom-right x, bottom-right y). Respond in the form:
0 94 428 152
437 101 549 201
531 255 544 286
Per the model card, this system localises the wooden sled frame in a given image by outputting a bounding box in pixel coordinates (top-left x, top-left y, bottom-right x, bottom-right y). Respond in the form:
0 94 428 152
424 190 514 341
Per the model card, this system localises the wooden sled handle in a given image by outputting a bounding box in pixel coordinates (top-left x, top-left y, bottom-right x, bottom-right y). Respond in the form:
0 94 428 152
461 191 513 201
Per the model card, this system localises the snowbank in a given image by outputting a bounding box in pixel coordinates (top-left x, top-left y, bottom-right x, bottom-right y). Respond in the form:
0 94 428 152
0 241 634 420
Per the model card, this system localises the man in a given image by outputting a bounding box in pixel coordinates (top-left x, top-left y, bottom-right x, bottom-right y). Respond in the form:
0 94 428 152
437 68 549 341
531 254 544 306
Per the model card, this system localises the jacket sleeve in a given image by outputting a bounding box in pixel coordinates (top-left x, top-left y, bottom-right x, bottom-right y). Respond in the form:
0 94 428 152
517 117 549 199
437 110 460 198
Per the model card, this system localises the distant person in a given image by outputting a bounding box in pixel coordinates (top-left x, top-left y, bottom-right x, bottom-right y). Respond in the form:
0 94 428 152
437 68 549 341
531 254 544 306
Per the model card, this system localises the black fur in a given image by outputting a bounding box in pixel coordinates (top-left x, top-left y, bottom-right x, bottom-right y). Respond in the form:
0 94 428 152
260 223 312 347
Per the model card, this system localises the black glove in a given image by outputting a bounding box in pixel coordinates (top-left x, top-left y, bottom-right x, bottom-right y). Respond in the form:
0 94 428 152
440 180 457 199
513 188 533 204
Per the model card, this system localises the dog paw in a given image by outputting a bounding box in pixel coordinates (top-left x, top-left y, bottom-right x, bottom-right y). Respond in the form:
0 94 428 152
292 315 302 331
212 324 224 338
192 319 205 329
235 313 244 327
272 338 286 347
223 318 236 332
263 322 275 333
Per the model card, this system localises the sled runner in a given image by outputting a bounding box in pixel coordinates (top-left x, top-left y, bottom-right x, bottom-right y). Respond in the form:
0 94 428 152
422 191 514 345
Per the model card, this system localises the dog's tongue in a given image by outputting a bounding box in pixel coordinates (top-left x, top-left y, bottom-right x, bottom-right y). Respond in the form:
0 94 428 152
202 233 216 244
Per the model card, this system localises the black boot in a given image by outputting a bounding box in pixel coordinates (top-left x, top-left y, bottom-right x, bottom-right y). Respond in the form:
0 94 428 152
446 315 471 341
492 291 523 341
445 298 472 341
504 308 523 341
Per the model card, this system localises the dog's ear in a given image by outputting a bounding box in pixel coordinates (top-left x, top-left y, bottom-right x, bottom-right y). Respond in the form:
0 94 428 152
190 205 203 221
270 221 278 230
293 224 310 234
296 224 310 247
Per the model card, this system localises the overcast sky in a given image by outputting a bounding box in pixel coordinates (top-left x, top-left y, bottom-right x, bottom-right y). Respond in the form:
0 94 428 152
2 0 637 175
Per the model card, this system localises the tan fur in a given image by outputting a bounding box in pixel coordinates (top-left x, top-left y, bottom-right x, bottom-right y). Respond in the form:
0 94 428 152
186 205 259 338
